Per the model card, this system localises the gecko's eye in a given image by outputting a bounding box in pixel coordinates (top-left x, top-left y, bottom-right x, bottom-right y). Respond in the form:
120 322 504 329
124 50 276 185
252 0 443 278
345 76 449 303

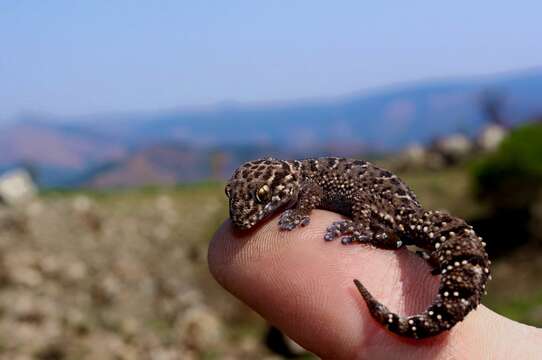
224 185 231 198
255 184 271 203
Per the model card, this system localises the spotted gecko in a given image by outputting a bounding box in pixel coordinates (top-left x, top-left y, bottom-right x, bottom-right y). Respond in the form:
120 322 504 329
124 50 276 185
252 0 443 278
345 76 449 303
225 157 491 339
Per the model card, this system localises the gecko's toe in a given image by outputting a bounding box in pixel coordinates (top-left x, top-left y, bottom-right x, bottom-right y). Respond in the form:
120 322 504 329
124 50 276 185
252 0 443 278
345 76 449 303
279 223 295 231
324 220 351 241
324 225 341 241
278 210 310 231
341 236 354 244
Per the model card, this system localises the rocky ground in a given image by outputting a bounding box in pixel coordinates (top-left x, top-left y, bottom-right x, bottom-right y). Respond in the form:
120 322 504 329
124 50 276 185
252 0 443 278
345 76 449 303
0 185 277 359
0 175 540 359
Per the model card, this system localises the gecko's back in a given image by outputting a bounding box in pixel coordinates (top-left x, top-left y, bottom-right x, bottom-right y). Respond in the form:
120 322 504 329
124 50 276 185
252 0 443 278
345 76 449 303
299 157 420 219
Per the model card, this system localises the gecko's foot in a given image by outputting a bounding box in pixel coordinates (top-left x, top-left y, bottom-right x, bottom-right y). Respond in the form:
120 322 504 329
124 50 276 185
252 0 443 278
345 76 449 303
324 220 352 241
324 220 372 244
278 209 310 231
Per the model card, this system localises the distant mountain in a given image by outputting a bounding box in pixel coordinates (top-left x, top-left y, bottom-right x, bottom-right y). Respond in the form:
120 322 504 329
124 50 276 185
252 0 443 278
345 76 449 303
80 143 295 188
1 68 541 187
0 121 127 169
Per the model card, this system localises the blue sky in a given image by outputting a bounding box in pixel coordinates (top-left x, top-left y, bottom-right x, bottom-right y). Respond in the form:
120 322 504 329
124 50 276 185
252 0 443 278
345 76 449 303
0 1 541 120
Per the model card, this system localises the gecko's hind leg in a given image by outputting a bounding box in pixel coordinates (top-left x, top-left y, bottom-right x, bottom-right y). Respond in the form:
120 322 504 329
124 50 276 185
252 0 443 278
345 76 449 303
324 220 402 249
324 220 373 244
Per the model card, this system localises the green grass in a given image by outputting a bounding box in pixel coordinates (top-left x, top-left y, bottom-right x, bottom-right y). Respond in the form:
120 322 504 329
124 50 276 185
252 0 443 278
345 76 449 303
484 290 542 327
41 180 225 199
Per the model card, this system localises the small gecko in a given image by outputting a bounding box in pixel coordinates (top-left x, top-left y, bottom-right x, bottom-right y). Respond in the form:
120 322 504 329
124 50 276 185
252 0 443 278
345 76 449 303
225 157 491 339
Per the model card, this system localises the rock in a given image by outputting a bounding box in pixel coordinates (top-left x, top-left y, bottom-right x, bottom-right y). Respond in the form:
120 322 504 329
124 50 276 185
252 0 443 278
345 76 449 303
0 169 37 206
477 124 508 152
395 143 428 170
72 195 93 212
431 133 473 166
175 305 223 351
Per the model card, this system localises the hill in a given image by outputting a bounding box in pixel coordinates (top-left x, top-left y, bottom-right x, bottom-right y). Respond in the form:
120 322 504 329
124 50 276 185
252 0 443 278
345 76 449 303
2 68 542 187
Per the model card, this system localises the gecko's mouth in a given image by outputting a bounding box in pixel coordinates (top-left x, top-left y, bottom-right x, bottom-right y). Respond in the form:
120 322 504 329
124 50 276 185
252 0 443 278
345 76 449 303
230 205 279 230
231 197 297 230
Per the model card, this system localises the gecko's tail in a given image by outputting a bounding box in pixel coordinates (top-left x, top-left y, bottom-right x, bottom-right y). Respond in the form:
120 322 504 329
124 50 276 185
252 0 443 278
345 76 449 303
353 256 488 339
353 210 491 339
354 279 443 339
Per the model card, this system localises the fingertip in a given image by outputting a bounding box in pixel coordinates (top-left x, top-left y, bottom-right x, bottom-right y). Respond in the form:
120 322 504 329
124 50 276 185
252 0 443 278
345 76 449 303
209 211 508 359
209 211 370 358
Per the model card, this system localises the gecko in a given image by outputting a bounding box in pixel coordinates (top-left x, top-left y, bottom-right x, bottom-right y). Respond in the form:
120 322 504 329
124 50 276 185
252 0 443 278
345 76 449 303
225 157 491 339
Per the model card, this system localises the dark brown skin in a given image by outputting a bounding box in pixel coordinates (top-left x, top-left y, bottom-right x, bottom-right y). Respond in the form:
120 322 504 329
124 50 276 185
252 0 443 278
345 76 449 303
225 157 491 339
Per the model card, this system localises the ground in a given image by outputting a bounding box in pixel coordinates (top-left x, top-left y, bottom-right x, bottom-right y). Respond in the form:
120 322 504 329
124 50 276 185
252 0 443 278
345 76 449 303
0 167 539 359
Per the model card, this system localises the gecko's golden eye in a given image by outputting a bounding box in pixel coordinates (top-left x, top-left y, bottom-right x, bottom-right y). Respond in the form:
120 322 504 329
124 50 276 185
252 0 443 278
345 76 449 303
225 185 231 198
255 184 271 203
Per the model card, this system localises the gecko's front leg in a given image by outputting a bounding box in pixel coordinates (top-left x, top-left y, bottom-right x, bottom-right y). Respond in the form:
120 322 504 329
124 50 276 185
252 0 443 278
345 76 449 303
278 181 322 231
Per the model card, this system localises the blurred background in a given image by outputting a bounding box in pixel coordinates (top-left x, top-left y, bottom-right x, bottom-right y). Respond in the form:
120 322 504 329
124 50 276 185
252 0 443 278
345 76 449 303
1 1 541 359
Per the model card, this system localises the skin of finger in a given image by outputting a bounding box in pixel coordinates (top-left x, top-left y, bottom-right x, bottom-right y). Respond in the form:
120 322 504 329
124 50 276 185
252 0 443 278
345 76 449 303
208 210 541 359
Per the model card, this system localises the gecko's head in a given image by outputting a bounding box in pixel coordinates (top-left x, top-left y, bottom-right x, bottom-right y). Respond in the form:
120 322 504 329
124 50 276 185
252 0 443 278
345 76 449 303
225 158 302 230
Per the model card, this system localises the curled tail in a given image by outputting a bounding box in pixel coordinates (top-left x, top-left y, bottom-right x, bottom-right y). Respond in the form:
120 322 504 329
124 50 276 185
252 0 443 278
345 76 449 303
355 211 491 339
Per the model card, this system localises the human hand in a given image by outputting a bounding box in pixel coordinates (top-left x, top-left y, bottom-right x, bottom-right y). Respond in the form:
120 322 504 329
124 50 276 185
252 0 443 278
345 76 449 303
209 210 541 359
